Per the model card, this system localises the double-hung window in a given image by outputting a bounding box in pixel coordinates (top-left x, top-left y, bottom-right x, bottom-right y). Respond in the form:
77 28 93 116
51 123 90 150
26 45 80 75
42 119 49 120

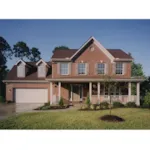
116 63 123 74
97 63 105 74
60 63 69 75
78 63 86 74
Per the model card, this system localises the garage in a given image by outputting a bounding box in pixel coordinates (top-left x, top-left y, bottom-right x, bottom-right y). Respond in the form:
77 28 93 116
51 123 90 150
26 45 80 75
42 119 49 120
14 88 48 103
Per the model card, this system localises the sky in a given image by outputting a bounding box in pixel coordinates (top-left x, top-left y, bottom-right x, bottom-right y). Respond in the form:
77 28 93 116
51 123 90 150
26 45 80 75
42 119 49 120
0 19 150 75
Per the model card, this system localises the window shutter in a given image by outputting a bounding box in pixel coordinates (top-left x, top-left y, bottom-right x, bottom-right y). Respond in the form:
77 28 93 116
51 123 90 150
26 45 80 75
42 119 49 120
57 63 60 75
95 63 97 75
86 63 89 75
113 62 116 75
123 63 126 75
68 62 71 75
105 63 108 75
76 63 78 75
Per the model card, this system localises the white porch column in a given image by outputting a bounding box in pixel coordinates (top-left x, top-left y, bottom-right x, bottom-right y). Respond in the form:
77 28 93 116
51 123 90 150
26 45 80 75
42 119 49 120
128 82 131 102
136 82 140 106
50 82 53 105
70 84 73 101
89 82 92 101
97 82 100 103
58 82 61 101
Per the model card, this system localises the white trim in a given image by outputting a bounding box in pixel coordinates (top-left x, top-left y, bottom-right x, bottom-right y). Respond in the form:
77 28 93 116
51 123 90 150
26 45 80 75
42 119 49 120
60 62 69 75
77 63 86 75
115 62 123 75
58 82 61 101
3 80 48 83
70 36 94 59
36 59 47 66
50 82 53 105
16 59 26 66
97 82 100 103
97 63 105 75
128 82 131 102
89 82 92 101
70 36 115 62
114 58 133 62
51 58 72 61
46 78 145 82
70 84 73 101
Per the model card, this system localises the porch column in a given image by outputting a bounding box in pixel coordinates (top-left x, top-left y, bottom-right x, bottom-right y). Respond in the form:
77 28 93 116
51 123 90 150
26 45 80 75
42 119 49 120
136 82 140 106
58 82 61 101
97 82 100 103
128 82 131 102
50 82 53 105
89 82 92 101
70 84 73 101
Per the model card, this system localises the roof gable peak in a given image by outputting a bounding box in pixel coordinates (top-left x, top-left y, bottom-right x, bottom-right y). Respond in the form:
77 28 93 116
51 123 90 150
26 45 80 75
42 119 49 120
70 36 115 62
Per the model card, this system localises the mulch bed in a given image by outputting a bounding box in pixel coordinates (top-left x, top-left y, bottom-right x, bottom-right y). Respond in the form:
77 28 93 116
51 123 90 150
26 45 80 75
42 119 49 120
100 115 125 122
34 105 69 110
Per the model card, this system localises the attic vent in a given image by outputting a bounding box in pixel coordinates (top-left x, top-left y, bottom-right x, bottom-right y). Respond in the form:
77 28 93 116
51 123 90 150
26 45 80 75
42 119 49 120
90 46 95 52
65 57 69 59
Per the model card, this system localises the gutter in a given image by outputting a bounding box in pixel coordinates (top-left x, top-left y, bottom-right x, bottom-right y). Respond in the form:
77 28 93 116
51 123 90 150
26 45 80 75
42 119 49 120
46 78 145 82
3 80 49 83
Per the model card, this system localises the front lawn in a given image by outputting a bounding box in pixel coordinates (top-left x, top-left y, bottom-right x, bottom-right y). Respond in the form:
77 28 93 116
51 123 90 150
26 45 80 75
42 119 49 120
0 108 150 129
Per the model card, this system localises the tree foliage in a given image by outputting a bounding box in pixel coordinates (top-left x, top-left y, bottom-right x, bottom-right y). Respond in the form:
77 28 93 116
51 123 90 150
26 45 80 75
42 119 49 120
13 42 41 61
0 36 41 97
131 61 145 77
53 45 69 53
103 75 127 115
0 36 12 67
143 91 150 108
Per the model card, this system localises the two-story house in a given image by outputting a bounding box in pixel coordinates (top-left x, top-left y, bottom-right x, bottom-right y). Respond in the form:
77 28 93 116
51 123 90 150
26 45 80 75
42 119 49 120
3 36 144 106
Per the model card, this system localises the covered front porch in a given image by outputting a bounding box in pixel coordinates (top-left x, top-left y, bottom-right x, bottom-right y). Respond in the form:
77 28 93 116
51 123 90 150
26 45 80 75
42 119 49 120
48 78 144 106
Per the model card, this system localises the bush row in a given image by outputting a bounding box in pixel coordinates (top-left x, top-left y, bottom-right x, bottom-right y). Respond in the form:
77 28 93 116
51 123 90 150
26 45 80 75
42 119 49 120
0 96 5 103
80 101 138 110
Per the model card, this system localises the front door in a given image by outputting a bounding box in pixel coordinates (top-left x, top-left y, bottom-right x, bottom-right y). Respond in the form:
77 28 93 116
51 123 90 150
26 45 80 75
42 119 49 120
72 85 83 102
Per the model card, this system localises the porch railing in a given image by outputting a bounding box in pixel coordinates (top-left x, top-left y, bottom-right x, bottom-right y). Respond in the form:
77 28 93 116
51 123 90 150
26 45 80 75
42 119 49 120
91 95 137 104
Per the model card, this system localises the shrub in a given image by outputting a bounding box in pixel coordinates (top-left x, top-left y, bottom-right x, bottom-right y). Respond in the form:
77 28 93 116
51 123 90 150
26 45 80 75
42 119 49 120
90 104 95 110
44 102 50 106
0 96 5 103
142 92 150 108
126 102 137 108
86 96 91 107
59 97 64 107
100 102 109 109
113 101 124 108
41 105 50 110
81 105 88 110
96 105 100 110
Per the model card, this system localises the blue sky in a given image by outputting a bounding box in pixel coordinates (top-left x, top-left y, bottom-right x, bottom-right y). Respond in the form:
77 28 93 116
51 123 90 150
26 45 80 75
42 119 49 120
0 19 150 75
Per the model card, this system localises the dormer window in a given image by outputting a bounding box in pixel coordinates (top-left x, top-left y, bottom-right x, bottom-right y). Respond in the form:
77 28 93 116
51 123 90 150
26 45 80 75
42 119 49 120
36 59 47 78
16 60 26 78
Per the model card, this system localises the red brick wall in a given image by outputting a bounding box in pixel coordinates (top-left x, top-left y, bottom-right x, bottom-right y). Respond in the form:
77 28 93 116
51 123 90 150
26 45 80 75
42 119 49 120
52 43 131 78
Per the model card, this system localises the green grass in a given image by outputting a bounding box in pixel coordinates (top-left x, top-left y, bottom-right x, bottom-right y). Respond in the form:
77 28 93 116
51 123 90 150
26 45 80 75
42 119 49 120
0 108 150 129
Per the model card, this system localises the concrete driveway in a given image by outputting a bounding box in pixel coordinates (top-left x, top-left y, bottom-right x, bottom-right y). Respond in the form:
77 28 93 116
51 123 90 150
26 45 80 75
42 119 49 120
0 103 16 120
0 103 43 120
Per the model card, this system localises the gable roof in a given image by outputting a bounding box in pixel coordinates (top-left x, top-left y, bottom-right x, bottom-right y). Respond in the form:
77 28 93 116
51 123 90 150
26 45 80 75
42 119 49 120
70 36 114 61
51 48 132 60
5 61 52 81
107 49 133 59
52 49 78 59
51 36 132 61
36 59 48 66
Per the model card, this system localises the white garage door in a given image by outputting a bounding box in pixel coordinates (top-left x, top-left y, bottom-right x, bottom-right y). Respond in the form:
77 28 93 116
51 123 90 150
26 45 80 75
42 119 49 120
14 89 48 103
